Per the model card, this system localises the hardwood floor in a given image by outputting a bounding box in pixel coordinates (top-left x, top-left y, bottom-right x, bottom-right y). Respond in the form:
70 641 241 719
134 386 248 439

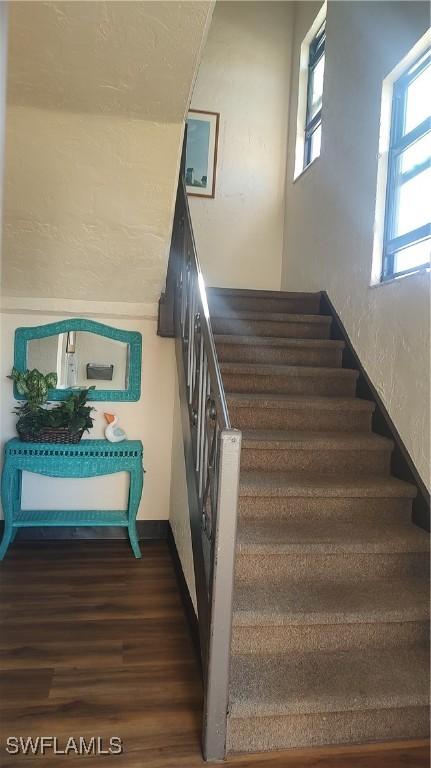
0 540 428 767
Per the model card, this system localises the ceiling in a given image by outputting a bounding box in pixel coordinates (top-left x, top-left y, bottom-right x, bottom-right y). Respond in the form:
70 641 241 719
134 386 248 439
7 1 213 121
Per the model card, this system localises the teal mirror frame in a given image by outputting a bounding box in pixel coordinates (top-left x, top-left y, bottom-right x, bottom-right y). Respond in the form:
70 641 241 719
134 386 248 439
14 319 142 402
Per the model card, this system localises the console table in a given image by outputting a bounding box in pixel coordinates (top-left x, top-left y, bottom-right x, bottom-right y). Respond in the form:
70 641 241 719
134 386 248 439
0 439 144 560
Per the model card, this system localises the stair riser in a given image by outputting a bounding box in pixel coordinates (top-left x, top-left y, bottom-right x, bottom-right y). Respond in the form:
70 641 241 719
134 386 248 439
238 496 413 522
217 343 342 368
240 447 391 475
209 296 321 315
212 318 331 339
227 706 430 753
236 552 429 585
232 621 429 654
223 373 357 397
230 405 373 433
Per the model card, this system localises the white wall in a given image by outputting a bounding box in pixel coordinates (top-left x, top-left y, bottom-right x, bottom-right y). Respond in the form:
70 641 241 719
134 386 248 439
0 4 6 268
1 307 175 520
0 5 8 448
0 2 213 527
2 106 183 305
282 0 430 488
190 1 293 291
2 1 214 305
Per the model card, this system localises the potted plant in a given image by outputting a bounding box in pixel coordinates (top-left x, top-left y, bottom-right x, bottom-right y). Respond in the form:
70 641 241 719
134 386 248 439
9 368 95 443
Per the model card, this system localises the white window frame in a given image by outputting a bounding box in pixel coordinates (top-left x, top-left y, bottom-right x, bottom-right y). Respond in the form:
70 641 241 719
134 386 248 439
294 2 327 180
371 29 431 286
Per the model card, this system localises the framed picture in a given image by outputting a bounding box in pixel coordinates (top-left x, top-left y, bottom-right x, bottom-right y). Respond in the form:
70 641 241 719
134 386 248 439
185 109 220 198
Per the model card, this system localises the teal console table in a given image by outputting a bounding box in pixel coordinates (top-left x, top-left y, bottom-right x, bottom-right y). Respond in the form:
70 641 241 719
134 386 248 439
0 439 144 560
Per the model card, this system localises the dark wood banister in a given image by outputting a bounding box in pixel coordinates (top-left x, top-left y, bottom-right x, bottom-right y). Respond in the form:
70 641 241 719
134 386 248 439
157 128 241 761
157 132 186 341
158 128 230 429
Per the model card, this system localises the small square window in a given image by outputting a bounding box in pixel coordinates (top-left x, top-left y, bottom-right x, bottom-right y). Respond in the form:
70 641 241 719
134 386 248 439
382 49 431 281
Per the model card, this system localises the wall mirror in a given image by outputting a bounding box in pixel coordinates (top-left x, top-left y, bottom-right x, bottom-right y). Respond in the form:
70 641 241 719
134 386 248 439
14 319 142 401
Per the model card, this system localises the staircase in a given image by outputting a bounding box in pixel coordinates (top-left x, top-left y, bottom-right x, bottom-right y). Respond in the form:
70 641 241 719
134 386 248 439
207 287 430 754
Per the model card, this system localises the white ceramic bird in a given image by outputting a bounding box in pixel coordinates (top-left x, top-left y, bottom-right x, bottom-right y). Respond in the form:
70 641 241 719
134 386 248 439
104 413 127 443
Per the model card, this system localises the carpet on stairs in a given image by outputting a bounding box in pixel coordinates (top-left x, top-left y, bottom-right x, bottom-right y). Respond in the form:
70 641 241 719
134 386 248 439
206 287 430 755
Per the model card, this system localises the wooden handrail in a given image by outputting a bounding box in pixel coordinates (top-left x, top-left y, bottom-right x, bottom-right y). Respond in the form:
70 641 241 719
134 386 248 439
158 130 241 761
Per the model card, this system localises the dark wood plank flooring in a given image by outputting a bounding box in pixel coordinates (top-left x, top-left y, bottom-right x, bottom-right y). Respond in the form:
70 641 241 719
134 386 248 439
0 540 428 767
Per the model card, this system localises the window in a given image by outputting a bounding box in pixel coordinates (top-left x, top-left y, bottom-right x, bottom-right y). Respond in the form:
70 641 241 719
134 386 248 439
304 23 326 169
382 49 431 281
293 3 327 179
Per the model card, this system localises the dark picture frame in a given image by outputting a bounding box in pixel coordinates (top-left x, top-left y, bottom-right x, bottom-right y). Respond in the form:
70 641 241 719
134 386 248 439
185 109 220 198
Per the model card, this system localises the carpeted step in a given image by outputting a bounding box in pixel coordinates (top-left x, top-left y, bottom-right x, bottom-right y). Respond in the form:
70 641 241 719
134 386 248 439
238 470 417 523
227 393 375 432
212 312 331 340
232 578 429 653
239 471 417 499
235 518 429 584
215 334 344 367
221 362 358 397
226 646 430 752
238 495 414 523
240 430 393 475
207 287 321 315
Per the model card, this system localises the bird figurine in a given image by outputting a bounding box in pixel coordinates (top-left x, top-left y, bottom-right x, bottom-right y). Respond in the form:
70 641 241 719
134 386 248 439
104 413 127 443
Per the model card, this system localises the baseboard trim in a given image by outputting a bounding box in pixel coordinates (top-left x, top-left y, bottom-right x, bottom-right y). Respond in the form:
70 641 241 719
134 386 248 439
167 524 202 673
0 520 169 541
320 291 430 531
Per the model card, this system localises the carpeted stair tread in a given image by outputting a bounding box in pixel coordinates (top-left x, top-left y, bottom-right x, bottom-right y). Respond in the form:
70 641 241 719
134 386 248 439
229 646 430 717
215 334 344 349
236 519 429 554
239 470 417 498
221 361 358 379
227 392 375 412
233 577 429 626
212 310 331 324
208 287 321 301
241 430 393 451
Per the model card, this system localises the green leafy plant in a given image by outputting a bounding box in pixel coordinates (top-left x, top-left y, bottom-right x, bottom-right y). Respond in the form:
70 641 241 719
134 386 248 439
9 368 95 439
42 389 95 434
9 368 58 410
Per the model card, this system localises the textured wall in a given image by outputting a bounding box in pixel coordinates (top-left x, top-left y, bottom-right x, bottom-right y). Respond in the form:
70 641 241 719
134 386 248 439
7 1 212 121
282 0 430 488
2 106 182 303
0 3 6 257
189 1 293 290
0 6 7 446
1 310 176 520
0 2 216 581
1 1 213 303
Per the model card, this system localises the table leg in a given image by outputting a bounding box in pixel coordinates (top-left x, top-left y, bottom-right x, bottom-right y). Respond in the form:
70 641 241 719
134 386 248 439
10 470 22 544
0 463 15 560
128 467 143 559
15 470 22 514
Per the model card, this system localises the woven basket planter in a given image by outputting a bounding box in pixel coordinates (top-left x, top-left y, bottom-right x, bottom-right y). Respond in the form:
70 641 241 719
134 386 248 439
17 427 85 444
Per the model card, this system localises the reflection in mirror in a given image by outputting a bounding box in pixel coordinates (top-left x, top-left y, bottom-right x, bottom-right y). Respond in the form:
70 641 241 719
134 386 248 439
27 332 130 391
